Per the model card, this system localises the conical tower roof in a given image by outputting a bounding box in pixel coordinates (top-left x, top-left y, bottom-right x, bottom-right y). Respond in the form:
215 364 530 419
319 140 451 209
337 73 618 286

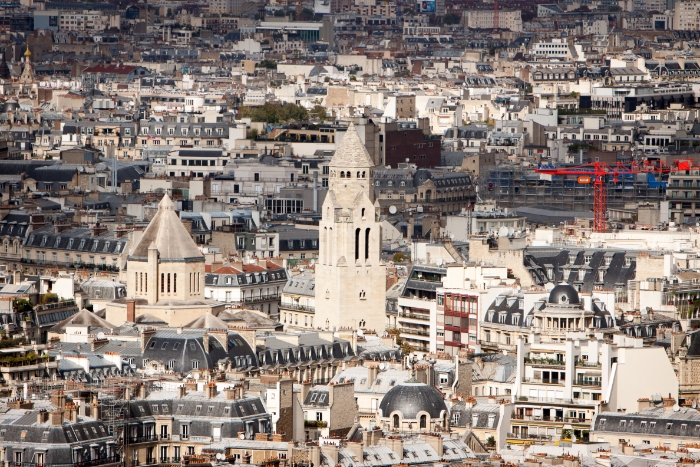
129 195 203 261
329 123 374 168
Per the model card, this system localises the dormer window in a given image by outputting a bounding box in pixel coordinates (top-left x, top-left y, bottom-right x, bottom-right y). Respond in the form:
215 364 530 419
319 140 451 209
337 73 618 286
40 236 47 247
54 237 61 248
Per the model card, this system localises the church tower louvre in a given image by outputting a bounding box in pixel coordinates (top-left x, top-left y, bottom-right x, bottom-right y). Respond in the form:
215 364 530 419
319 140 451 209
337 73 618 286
315 123 386 333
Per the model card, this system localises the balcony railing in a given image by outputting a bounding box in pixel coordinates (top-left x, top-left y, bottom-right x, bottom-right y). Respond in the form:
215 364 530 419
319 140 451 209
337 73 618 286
128 434 158 443
574 379 601 387
521 377 565 385
280 302 315 312
398 311 430 321
144 459 156 465
238 293 280 304
575 360 602 367
399 327 430 337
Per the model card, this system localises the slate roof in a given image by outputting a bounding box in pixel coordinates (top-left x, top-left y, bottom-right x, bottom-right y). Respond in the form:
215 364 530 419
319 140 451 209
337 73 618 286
378 380 447 419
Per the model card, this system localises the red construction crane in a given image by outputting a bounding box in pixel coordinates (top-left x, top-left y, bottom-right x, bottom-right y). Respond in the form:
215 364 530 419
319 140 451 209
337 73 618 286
534 159 695 233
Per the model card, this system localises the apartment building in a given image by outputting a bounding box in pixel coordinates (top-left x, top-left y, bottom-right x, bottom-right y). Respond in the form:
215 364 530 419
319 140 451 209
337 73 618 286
462 9 522 31
137 121 231 160
280 270 316 330
204 262 288 317
509 332 678 444
674 0 700 30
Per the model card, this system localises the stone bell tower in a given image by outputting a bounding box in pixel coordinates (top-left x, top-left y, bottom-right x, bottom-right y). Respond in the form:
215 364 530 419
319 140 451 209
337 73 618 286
315 123 386 333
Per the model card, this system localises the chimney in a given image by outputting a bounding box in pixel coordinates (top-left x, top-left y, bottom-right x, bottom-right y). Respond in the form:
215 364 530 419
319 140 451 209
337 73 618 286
383 437 403 459
49 410 64 426
301 380 312 402
126 300 136 323
367 364 378 387
422 433 443 455
66 404 78 423
309 445 321 467
138 384 146 399
178 385 187 398
206 382 218 399
321 444 339 465
637 398 654 411
225 385 243 400
140 328 156 352
92 223 108 237
51 391 67 409
347 442 363 461
37 410 49 424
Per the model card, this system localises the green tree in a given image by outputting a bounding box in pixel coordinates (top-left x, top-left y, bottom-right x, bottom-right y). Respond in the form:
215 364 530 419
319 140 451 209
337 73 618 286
310 104 327 121
250 128 259 139
349 75 357 81
13 299 32 313
486 436 496 447
259 59 277 69
387 328 414 355
300 7 314 20
442 12 461 24
393 252 405 262
238 103 309 123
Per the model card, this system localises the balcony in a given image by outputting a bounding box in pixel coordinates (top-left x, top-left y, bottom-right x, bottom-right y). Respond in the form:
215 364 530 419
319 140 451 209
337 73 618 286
144 459 156 466
574 379 601 388
398 311 430 321
128 434 158 443
511 414 564 422
575 360 601 368
239 293 280 305
521 377 564 385
399 327 430 337
524 357 565 368
280 302 315 313
160 434 170 440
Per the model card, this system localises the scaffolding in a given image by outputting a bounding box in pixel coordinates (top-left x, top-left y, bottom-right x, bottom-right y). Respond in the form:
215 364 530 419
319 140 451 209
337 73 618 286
483 165 668 212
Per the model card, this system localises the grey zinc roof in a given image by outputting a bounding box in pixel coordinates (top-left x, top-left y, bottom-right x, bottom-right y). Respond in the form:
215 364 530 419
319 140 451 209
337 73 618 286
282 271 315 297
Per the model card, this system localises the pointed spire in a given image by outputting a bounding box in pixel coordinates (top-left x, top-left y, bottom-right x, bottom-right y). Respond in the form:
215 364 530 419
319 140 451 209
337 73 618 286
329 123 374 168
159 194 174 211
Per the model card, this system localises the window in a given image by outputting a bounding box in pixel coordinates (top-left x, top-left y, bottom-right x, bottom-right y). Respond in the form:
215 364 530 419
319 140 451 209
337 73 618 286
192 360 199 369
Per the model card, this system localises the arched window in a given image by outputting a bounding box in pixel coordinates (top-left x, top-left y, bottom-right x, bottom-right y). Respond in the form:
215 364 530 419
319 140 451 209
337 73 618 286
361 208 365 217
356 171 360 178
173 273 177 293
167 273 171 293
355 228 360 261
161 273 164 293
135 272 139 293
145 273 148 293
362 171 366 178
393 414 400 428
340 171 346 178
420 414 427 429
365 228 370 260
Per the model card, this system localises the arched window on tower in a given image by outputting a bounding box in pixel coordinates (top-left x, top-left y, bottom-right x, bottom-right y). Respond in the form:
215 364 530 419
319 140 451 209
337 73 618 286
161 273 164 293
362 171 366 178
356 171 360 178
365 228 370 260
173 273 177 293
340 171 346 178
167 273 171 293
393 414 400 428
361 208 365 218
420 414 427 429
355 228 360 261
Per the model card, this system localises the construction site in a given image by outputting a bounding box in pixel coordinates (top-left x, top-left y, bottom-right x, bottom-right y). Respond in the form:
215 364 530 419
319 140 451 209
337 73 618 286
482 165 668 213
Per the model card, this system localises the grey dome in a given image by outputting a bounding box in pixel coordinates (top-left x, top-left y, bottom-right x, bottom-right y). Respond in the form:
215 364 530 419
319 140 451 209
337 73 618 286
548 284 580 305
379 381 447 419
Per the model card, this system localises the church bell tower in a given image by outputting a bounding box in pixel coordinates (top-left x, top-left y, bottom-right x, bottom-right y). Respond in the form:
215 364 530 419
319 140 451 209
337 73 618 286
315 123 386 333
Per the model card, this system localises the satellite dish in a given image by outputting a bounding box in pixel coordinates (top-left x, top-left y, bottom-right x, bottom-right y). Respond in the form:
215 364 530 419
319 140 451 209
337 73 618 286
379 363 386 371
389 205 397 214
673 404 680 412
97 332 105 340
95 163 107 171
499 226 509 237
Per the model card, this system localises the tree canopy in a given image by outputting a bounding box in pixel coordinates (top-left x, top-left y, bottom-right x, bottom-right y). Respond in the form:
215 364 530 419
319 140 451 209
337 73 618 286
237 103 309 123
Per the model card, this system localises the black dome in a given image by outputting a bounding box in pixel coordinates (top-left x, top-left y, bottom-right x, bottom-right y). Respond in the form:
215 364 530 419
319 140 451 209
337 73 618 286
379 381 447 419
549 284 580 305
